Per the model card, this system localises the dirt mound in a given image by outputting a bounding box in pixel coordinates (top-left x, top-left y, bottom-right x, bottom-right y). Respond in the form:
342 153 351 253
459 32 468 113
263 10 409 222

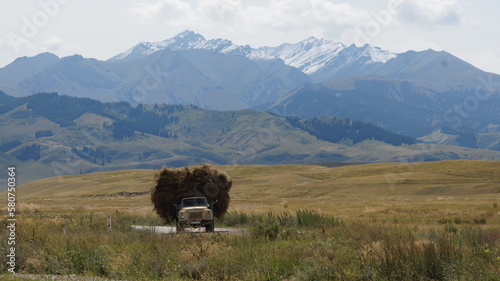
151 164 232 223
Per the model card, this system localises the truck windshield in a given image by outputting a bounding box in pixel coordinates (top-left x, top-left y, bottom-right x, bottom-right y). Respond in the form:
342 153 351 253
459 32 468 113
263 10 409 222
181 198 208 207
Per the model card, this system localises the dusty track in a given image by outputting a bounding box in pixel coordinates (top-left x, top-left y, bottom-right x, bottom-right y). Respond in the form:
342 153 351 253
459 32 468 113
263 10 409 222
131 225 246 234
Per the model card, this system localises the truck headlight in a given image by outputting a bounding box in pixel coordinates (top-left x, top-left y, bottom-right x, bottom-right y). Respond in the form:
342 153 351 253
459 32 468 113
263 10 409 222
206 213 211 218
180 214 185 219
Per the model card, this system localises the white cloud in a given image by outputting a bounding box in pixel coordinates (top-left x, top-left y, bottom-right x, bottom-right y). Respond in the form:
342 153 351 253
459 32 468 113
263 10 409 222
398 0 463 25
127 0 373 40
390 36 443 53
128 0 198 25
197 0 242 23
2 32 38 56
43 36 82 55
0 35 82 63
465 51 500 73
308 0 372 25
1 0 499 74
243 0 372 28
45 36 65 51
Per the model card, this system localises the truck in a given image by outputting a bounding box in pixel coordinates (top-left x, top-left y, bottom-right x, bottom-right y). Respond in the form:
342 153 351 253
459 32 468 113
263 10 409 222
175 196 215 233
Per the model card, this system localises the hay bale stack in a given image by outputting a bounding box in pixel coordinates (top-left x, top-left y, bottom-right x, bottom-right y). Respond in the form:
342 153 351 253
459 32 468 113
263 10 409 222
151 164 232 223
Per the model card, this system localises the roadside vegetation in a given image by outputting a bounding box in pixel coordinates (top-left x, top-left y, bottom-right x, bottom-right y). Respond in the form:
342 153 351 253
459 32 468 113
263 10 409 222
2 160 499 279
2 208 499 280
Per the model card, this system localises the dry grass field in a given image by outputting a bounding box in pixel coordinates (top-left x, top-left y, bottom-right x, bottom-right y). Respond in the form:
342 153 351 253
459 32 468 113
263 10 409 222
8 160 500 223
1 160 500 280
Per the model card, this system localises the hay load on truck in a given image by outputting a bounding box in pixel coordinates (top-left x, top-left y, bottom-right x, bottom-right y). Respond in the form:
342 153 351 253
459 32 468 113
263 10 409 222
151 164 232 233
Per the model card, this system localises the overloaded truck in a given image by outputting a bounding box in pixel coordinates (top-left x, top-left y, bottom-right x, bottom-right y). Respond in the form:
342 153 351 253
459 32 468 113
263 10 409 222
151 164 232 234
175 196 215 233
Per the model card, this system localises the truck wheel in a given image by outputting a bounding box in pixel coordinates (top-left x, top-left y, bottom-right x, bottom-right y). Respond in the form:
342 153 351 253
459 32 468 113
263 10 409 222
206 222 214 232
176 224 183 234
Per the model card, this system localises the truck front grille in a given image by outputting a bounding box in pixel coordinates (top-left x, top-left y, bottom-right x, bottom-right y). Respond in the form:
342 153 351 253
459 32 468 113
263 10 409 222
189 212 203 220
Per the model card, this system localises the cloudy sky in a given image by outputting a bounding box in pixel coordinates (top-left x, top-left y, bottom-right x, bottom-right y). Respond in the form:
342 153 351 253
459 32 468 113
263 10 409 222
1 0 500 73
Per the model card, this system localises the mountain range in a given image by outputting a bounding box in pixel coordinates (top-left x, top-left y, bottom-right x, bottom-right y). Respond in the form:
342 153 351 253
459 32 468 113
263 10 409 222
0 49 309 110
0 30 499 154
108 30 494 91
109 30 396 78
3 30 497 106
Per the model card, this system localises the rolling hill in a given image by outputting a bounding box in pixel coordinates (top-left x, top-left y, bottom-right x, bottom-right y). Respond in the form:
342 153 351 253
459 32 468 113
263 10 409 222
1 92 499 188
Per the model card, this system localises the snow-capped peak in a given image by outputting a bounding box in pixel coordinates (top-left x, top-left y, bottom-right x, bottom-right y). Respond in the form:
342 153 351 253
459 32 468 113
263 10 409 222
359 44 396 63
108 30 206 62
176 30 204 40
109 30 397 75
159 30 206 50
252 37 347 74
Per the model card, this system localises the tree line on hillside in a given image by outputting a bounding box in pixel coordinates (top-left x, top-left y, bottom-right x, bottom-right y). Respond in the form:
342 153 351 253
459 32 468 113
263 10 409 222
441 126 480 149
0 90 17 105
0 140 22 152
0 92 185 140
35 130 54 138
26 93 104 126
119 104 179 139
15 144 41 161
286 116 417 146
71 146 108 165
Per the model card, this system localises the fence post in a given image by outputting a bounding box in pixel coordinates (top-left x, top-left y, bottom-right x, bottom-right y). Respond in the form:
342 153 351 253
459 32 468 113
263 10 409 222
107 217 112 231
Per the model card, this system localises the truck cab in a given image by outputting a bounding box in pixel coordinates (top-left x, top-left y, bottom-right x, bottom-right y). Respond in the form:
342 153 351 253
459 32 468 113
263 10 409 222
175 197 214 233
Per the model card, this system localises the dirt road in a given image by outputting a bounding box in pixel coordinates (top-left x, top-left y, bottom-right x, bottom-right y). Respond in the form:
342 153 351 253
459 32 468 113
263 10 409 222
131 225 246 234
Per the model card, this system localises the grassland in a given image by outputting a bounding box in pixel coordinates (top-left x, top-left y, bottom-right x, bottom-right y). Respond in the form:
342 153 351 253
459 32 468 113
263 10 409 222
1 160 500 280
9 160 500 222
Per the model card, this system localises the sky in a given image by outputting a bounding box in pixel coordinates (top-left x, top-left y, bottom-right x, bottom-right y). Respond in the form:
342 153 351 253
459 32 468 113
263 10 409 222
1 0 500 74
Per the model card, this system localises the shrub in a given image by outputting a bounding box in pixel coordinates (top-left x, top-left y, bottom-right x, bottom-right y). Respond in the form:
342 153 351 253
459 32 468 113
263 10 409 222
473 217 487 225
251 213 282 240
216 212 249 226
35 130 54 138
296 209 339 227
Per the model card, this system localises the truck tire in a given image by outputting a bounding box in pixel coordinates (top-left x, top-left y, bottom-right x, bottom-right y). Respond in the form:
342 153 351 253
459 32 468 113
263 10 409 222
176 224 183 233
206 222 214 232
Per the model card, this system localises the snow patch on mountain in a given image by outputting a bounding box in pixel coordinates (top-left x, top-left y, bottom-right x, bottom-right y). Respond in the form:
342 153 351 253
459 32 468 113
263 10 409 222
364 45 397 63
252 37 346 74
109 30 397 75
